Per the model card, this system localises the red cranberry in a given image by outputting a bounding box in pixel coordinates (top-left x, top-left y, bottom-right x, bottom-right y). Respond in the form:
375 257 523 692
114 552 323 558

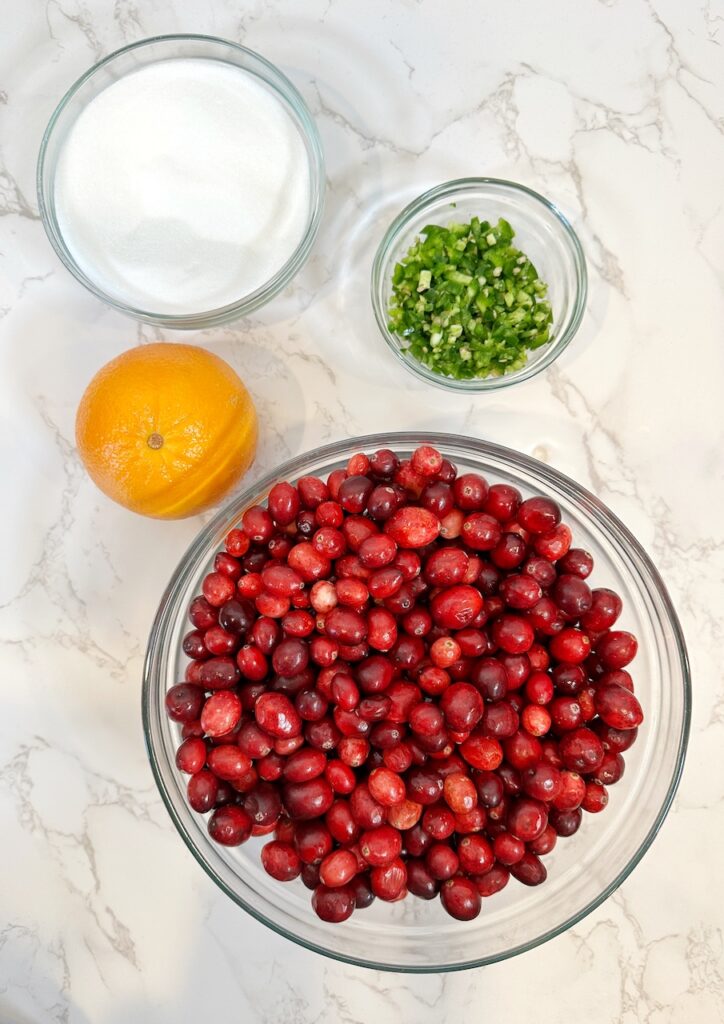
518 496 561 534
440 683 483 732
421 803 456 840
549 628 591 664
254 693 302 738
282 778 334 820
385 506 440 548
552 574 593 619
462 513 502 552
187 770 218 812
261 839 302 880
533 523 571 561
595 751 625 786
510 851 547 886
175 737 207 775
582 779 609 813
549 806 582 837
474 864 510 897
359 824 403 866
319 848 359 888
165 683 204 723
458 834 494 875
558 547 594 578
189 595 218 630
440 876 481 920
490 532 528 570
581 588 622 632
559 728 605 774
443 772 477 813
369 448 399 479
424 842 459 881
207 744 251 780
492 615 535 654
596 630 638 669
370 858 407 901
367 767 406 806
493 831 525 865
312 883 355 922
208 805 252 846
199 656 240 689
453 473 488 510
282 747 326 783
406 859 438 900
594 683 643 730
350 782 385 828
430 585 483 630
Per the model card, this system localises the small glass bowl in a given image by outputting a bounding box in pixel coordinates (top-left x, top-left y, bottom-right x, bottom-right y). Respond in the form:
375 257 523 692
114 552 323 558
371 179 587 392
143 432 690 973
37 34 325 329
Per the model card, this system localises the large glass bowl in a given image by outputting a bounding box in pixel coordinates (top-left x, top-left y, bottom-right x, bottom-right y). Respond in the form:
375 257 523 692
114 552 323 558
37 34 325 329
371 179 587 392
142 433 690 972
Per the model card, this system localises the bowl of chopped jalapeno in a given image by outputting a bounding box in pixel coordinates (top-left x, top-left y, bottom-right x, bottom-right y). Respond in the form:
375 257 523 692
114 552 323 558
371 178 587 391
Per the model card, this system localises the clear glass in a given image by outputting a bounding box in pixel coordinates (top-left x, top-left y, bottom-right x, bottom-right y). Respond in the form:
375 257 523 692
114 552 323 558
143 433 689 972
37 35 325 329
371 179 587 392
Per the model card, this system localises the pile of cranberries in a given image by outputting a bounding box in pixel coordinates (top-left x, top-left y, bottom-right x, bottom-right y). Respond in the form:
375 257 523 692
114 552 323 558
165 445 643 924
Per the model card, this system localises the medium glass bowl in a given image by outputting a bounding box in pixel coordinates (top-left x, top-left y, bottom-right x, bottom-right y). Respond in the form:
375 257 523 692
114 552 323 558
37 34 325 329
143 432 689 972
371 179 587 392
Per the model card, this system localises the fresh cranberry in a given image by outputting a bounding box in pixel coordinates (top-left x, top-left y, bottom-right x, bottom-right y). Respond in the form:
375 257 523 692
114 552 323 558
533 523 572 561
443 772 477 814
370 858 407 901
165 683 204 723
596 630 638 669
385 506 440 548
549 628 591 664
351 872 376 909
517 496 561 534
176 446 642 922
475 864 510 897
510 851 547 886
406 859 438 900
558 547 594 578
559 728 605 774
594 683 643 730
439 683 483 732
319 849 359 888
187 770 218 812
312 884 355 922
261 840 302 881
282 778 334 820
549 806 582 837
429 585 483 630
492 615 535 654
208 805 252 846
369 448 399 479
175 737 207 775
254 693 302 738
440 876 481 920
493 831 525 865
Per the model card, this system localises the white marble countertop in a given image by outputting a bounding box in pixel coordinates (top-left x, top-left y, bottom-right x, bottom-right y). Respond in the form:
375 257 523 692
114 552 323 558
2 0 723 1020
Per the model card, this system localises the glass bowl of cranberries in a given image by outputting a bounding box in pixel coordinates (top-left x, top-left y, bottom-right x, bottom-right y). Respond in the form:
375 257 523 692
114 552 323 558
143 433 690 971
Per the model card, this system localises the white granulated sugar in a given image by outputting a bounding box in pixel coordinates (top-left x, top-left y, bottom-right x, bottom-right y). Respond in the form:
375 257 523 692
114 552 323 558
54 59 311 314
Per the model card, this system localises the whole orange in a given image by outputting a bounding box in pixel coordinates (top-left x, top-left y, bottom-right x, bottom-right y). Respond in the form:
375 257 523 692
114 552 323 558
76 343 258 519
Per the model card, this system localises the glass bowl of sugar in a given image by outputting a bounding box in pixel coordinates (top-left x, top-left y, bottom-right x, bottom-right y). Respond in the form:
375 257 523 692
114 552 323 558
37 35 325 328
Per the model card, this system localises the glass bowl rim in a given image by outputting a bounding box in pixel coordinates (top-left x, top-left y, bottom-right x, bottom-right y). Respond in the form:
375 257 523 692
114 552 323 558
36 32 325 329
142 430 690 972
370 177 588 393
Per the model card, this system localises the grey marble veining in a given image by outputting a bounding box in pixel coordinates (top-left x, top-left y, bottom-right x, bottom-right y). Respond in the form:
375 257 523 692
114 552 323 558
1 0 723 1020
